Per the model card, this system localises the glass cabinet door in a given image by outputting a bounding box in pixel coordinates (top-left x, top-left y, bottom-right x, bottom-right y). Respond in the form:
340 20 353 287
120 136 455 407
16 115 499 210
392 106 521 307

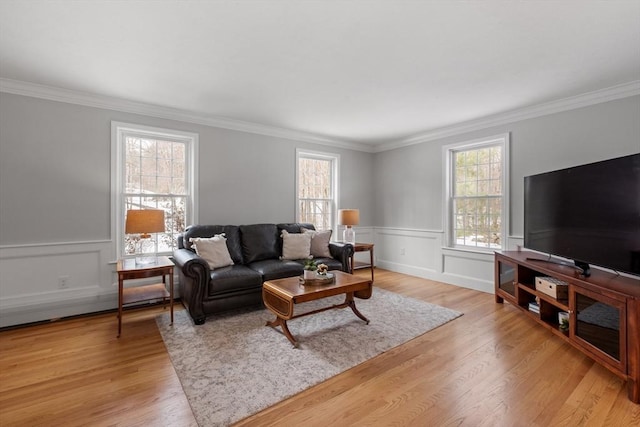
573 288 626 370
497 260 517 298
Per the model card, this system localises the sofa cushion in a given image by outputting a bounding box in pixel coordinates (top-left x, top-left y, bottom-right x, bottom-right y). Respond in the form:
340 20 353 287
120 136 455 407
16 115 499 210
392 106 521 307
182 225 243 264
280 230 312 260
208 265 263 295
302 228 332 258
189 235 234 269
277 223 315 234
247 259 303 282
240 224 280 263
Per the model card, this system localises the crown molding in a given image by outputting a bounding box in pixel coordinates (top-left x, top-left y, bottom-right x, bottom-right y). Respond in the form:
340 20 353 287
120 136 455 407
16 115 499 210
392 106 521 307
373 80 640 153
0 78 375 153
2 77 638 154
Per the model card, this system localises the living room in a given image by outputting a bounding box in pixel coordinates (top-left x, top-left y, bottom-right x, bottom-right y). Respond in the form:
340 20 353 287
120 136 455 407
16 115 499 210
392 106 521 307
1 1 639 425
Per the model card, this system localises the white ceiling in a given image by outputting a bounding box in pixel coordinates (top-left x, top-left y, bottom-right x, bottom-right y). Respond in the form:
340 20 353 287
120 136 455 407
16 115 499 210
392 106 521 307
1 1 639 150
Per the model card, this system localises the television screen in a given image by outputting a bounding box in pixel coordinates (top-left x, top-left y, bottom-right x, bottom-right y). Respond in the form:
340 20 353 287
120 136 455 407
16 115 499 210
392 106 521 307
524 153 640 276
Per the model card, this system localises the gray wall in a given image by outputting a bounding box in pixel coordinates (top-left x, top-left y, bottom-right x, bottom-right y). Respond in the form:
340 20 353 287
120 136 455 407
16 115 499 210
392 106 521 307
370 95 640 294
0 92 375 327
0 93 375 245
195 128 374 227
1 94 113 244
1 90 638 327
374 95 640 236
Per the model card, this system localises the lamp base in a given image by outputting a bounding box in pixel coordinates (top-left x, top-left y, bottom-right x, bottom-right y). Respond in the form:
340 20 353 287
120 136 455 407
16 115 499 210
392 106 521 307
134 236 158 266
343 226 355 244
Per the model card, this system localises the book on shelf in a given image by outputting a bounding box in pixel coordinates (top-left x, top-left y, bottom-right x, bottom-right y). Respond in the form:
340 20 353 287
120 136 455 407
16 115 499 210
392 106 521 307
528 302 540 314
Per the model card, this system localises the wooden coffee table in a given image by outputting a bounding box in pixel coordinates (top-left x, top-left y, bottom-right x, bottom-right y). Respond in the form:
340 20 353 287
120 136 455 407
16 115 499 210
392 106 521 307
262 271 373 347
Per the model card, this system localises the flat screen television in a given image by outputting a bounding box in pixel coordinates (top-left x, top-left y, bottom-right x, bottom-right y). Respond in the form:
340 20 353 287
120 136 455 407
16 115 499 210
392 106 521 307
524 153 640 277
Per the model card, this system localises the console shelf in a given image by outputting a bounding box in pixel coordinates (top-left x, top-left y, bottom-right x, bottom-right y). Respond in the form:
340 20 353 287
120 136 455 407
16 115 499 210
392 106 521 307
495 250 640 403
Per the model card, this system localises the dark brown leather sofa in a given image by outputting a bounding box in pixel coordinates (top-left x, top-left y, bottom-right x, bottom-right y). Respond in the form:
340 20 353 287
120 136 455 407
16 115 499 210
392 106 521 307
172 223 354 325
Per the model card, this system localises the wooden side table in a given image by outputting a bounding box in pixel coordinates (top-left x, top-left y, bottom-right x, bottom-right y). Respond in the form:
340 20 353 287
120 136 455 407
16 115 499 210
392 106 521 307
350 242 375 283
116 256 174 337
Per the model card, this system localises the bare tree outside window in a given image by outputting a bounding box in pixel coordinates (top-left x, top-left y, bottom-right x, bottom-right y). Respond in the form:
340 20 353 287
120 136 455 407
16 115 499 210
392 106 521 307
123 136 187 255
452 144 503 249
297 152 337 231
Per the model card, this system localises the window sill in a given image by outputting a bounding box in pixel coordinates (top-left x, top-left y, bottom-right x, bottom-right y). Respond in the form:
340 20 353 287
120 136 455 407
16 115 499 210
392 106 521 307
441 246 499 257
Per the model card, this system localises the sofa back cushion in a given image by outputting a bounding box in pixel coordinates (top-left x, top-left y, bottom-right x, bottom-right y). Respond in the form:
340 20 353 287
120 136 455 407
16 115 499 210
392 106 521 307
277 223 315 234
240 223 280 263
182 225 244 264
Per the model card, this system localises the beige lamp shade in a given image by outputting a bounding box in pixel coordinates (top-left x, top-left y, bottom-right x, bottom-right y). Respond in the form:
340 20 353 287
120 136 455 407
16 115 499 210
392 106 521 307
125 209 165 237
338 209 360 226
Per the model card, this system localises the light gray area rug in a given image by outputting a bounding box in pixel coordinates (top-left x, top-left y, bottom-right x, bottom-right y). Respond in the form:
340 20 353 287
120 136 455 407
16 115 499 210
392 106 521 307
156 287 462 427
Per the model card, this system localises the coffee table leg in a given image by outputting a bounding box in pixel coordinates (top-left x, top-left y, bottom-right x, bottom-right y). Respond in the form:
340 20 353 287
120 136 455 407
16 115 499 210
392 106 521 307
345 293 370 324
266 317 299 348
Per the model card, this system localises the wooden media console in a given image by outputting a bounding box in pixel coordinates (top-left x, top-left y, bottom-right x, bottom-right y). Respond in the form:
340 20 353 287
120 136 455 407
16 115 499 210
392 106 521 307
495 250 640 403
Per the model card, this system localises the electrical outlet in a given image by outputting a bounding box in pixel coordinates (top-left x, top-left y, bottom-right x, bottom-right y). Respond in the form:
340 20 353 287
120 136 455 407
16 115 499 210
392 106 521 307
400 248 406 255
58 275 69 289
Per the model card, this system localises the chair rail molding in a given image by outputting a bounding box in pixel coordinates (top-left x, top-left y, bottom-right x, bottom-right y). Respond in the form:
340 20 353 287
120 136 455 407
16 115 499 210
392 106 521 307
0 240 117 327
372 226 515 293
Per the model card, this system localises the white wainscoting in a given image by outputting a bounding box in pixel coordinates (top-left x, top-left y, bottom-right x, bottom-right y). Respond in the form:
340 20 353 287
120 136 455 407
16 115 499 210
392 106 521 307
440 247 495 292
372 227 525 294
375 227 443 279
0 240 119 327
0 232 524 327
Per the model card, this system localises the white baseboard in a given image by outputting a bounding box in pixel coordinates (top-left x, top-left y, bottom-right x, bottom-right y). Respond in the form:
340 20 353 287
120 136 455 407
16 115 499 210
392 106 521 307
376 259 440 281
0 293 118 327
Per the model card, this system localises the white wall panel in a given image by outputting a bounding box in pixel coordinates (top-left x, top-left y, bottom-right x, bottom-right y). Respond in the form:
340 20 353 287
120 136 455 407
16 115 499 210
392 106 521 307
375 227 443 280
0 241 117 327
441 248 494 293
373 227 496 293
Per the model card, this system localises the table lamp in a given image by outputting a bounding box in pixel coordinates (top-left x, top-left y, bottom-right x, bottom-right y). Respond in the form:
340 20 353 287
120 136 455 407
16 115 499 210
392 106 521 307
338 209 359 244
125 209 165 265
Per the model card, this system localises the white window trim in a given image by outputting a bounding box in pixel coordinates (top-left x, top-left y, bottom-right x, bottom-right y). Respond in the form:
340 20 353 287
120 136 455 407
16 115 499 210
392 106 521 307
110 121 199 260
442 132 510 252
295 148 340 231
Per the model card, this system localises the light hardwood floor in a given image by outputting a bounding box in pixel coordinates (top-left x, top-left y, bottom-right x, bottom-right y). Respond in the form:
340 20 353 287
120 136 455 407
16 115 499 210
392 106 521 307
1 269 638 426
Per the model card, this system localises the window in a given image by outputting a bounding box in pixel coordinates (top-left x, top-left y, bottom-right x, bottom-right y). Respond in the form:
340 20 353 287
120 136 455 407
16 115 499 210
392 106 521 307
112 122 198 259
444 134 509 250
296 149 339 231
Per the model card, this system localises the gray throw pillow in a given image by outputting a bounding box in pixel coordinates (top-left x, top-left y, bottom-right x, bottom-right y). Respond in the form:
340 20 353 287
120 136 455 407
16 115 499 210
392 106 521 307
280 230 312 260
190 234 234 269
302 228 332 258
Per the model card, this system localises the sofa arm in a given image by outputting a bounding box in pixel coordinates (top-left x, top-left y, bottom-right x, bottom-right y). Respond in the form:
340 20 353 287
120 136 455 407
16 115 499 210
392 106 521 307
329 242 354 272
173 248 210 325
